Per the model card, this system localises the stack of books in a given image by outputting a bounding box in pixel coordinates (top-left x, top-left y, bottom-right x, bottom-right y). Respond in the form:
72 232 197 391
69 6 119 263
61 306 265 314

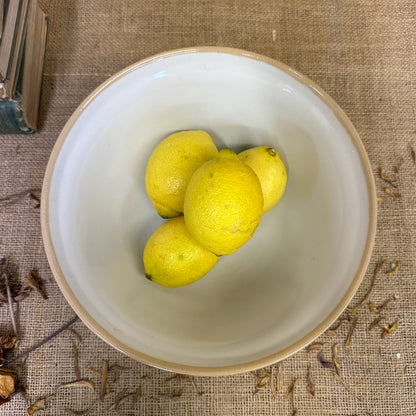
0 0 47 134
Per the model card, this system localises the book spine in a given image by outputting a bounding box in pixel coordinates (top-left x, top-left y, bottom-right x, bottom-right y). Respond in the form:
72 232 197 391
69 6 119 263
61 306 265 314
0 95 34 134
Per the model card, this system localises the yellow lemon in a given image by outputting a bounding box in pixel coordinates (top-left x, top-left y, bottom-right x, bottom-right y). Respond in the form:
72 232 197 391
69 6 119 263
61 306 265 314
184 148 263 255
143 216 218 288
238 146 287 213
145 130 218 218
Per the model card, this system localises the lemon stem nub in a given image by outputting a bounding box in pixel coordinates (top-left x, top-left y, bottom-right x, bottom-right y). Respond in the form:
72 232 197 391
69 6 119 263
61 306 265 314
145 273 153 281
266 147 277 156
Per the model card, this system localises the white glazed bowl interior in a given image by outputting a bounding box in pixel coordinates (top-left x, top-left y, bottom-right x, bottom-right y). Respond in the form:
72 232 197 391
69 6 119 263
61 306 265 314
44 49 375 373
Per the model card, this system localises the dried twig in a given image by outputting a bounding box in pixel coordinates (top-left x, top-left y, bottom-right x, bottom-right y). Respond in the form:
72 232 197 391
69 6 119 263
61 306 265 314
108 389 136 410
65 400 99 415
159 389 183 400
285 378 299 399
3 272 17 337
68 328 82 343
326 318 348 335
307 364 315 396
276 363 282 392
369 316 385 331
345 318 358 349
108 364 128 383
411 146 416 164
306 343 324 352
6 316 79 364
72 341 81 380
332 343 341 374
393 159 403 173
333 371 355 396
355 260 386 309
368 298 392 313
270 366 277 398
99 360 108 400
135 385 157 401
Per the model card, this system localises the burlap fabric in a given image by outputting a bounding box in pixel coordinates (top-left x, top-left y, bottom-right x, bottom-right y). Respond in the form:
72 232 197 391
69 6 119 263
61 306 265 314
0 1 415 414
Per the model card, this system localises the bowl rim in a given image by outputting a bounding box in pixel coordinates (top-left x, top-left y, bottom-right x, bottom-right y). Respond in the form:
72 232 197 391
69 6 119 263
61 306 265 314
41 46 377 376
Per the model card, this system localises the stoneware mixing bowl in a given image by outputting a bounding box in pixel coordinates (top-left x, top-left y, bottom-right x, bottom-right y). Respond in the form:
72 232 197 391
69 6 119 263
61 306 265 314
41 47 376 375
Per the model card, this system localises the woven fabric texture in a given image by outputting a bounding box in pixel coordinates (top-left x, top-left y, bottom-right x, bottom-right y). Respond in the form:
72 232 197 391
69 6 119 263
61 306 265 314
0 0 415 415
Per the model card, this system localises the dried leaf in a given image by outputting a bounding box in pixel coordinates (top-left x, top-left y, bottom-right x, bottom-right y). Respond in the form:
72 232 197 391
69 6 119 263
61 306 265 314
333 371 355 396
29 193 40 209
369 315 385 331
285 378 299 399
253 371 270 394
377 197 386 202
9 285 32 303
404 365 409 375
306 343 323 352
108 364 128 383
27 394 55 415
0 396 10 405
379 321 398 338
385 187 401 198
345 318 358 349
276 363 282 392
99 360 108 400
356 260 385 309
58 380 95 392
0 334 19 351
0 368 17 399
318 352 335 369
64 400 99 416
346 307 357 314
24 270 47 300
368 298 391 314
386 261 401 275
379 168 399 187
0 189 42 208
307 364 315 396
72 342 81 380
332 343 341 374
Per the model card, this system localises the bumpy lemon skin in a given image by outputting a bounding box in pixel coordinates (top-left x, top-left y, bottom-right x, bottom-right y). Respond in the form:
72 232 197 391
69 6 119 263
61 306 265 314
238 146 287 213
183 148 264 256
145 130 218 218
143 217 219 288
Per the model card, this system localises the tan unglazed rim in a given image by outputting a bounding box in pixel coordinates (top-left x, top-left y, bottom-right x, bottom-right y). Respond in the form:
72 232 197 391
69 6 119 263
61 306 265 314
41 46 377 376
